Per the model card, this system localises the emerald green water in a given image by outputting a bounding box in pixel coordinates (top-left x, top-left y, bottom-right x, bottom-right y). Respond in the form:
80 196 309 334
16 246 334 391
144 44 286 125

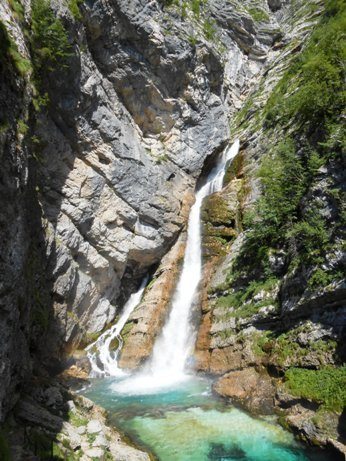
82 376 331 461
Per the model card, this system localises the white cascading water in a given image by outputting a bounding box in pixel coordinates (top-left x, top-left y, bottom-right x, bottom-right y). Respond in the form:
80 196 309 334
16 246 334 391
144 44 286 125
112 139 240 394
86 276 148 377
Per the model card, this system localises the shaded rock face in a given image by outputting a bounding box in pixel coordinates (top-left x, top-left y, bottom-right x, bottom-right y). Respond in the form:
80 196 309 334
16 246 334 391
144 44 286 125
0 0 282 418
9 378 150 460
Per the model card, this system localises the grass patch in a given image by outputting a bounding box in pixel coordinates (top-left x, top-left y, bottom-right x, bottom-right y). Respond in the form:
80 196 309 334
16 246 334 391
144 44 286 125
0 21 32 77
284 366 346 412
203 18 217 41
215 277 278 318
265 0 345 130
247 7 269 22
68 411 88 427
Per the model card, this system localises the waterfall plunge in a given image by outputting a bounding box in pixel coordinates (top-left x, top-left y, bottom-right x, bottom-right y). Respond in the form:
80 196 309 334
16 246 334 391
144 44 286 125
112 139 240 394
86 276 148 377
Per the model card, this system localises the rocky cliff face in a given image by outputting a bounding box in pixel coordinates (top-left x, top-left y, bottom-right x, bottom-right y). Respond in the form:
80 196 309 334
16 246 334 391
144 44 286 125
0 0 345 457
192 0 345 454
0 0 284 418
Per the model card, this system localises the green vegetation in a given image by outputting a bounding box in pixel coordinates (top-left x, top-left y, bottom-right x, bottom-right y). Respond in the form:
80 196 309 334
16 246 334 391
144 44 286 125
203 18 216 40
247 7 269 22
87 432 97 444
215 277 278 318
308 267 343 289
0 21 32 77
17 119 29 135
8 0 25 22
68 0 83 20
30 0 72 78
109 336 119 351
272 334 336 368
265 0 345 131
156 153 168 164
225 0 345 308
68 411 88 427
285 367 346 412
121 321 134 346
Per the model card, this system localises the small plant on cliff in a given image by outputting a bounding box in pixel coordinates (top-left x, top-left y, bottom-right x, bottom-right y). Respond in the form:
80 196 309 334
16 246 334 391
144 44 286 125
0 21 32 77
247 7 269 22
68 0 83 21
30 0 72 78
8 0 25 22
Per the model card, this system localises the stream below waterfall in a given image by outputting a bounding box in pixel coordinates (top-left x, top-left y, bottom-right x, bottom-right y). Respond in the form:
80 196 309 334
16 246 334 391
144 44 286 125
82 376 332 461
82 141 334 461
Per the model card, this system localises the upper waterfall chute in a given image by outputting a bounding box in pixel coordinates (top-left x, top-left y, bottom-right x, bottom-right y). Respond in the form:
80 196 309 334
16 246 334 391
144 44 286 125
111 139 240 394
86 276 148 377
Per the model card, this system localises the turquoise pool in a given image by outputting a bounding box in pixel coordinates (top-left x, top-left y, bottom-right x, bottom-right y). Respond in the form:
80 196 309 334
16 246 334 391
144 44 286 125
82 375 332 461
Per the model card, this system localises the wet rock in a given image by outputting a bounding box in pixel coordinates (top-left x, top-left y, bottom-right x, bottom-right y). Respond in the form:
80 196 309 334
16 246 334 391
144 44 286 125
119 229 188 369
213 367 275 414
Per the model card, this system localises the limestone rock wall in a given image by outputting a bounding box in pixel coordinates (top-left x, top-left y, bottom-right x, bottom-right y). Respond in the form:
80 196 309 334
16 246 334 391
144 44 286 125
0 0 283 419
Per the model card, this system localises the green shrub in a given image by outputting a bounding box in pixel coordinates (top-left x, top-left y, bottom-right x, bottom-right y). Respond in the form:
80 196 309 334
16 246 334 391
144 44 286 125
216 277 278 318
17 119 29 135
8 0 25 21
287 210 328 264
30 0 72 76
285 367 346 412
265 0 345 130
69 0 83 20
68 411 88 427
308 267 343 288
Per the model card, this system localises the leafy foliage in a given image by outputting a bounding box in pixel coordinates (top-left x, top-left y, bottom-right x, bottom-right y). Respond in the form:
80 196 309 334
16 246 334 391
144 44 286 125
30 0 72 77
8 0 25 22
265 0 346 130
68 0 83 20
285 367 346 412
216 277 278 318
221 0 345 315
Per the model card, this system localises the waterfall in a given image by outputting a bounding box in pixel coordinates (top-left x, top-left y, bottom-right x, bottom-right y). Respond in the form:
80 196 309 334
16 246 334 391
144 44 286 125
86 276 148 377
112 139 240 394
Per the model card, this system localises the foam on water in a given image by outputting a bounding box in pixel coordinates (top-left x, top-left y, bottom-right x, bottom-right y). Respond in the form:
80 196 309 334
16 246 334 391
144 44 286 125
86 276 148 377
